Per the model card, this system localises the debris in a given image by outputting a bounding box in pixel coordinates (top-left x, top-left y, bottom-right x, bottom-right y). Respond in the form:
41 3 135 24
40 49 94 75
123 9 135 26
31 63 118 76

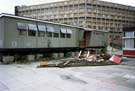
37 50 118 68
37 61 63 68
87 55 97 61
38 61 48 67
97 59 104 62
109 55 122 64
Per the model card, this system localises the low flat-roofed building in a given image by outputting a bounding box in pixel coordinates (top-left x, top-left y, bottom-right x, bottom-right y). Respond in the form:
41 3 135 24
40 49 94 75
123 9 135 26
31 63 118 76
0 13 108 56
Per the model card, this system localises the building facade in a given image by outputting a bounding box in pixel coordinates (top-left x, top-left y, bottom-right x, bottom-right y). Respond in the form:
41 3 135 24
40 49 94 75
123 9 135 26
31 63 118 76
123 27 135 57
15 0 135 47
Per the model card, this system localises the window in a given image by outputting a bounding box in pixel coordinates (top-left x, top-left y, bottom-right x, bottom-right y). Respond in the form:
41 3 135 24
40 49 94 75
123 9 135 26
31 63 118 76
60 28 67 38
28 24 37 31
61 33 65 38
125 39 134 48
125 32 134 37
38 31 45 37
28 30 36 36
38 25 46 31
38 25 46 37
115 35 120 39
67 34 71 38
47 32 52 37
17 23 28 36
66 29 72 38
17 23 28 30
28 24 37 36
54 33 59 38
46 26 54 37
124 31 135 48
53 27 60 38
18 30 27 36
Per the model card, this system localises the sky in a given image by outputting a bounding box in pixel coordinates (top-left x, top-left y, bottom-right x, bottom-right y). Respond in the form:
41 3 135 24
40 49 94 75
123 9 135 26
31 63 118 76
0 0 135 14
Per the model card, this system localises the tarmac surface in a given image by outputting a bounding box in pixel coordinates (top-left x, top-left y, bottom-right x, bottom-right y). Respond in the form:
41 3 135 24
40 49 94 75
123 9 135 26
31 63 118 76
0 58 135 91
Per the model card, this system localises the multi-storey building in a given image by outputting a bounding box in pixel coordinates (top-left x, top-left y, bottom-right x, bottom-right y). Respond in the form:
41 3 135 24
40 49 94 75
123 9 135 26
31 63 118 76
15 0 135 47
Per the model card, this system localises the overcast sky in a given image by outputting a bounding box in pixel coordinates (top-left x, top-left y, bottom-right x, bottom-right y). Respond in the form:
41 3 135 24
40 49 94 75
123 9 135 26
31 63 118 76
0 0 135 14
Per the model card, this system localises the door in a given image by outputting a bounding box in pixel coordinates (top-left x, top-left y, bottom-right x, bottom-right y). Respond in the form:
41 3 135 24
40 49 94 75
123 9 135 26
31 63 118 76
80 31 91 48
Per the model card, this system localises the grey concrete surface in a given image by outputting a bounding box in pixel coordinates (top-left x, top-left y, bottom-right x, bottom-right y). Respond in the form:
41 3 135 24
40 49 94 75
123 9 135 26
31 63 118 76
0 58 135 91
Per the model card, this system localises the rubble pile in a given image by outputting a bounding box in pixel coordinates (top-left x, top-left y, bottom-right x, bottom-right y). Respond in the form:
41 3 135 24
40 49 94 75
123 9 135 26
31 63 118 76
38 50 122 68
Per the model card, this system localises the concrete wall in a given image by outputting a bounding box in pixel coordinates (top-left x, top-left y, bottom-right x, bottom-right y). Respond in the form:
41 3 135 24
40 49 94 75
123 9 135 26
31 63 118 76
4 17 37 48
0 18 4 48
88 31 107 47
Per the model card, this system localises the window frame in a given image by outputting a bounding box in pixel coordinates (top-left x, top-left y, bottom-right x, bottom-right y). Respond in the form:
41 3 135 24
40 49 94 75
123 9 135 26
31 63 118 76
46 26 54 37
28 24 37 36
37 25 46 37
60 28 67 38
17 23 28 36
53 27 60 38
66 29 72 38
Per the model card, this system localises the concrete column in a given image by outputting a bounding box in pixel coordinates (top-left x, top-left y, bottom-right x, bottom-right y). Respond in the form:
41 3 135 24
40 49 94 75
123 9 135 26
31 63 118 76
27 55 35 61
71 52 76 57
52 53 59 59
35 54 43 61
2 56 14 64
0 53 3 63
59 53 64 58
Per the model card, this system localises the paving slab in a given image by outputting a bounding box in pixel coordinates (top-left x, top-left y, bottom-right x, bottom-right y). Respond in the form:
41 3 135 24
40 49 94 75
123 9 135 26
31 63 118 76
0 59 135 91
0 81 9 91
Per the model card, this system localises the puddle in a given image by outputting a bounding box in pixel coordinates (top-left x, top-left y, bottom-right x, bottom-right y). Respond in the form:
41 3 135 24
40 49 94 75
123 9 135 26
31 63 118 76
60 75 87 84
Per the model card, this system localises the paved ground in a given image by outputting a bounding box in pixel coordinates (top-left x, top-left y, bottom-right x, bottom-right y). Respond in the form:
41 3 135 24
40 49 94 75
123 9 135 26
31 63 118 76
0 58 135 91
